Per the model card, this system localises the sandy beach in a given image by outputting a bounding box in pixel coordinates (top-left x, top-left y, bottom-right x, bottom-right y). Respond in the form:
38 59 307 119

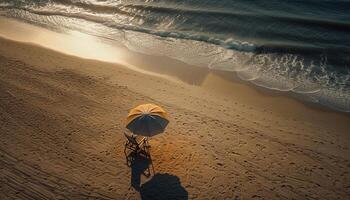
0 21 350 199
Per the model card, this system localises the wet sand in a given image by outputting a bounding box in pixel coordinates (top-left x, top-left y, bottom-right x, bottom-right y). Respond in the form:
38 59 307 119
0 20 349 199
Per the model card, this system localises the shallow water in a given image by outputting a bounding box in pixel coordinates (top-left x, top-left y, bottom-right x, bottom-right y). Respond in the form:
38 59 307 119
0 0 349 111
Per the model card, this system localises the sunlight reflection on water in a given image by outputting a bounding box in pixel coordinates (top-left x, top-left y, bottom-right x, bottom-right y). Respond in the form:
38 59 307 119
0 17 124 63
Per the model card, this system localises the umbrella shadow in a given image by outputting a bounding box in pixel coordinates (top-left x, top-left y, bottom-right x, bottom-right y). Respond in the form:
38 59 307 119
140 173 188 200
125 150 155 191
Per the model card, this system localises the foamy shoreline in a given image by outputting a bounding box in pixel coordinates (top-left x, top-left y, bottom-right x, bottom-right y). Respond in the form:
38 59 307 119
0 16 349 113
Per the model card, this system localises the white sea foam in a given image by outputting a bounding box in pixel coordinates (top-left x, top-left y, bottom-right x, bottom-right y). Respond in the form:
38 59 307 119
0 7 349 112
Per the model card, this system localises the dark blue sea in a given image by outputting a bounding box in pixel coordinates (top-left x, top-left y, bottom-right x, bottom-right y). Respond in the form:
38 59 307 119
0 0 349 111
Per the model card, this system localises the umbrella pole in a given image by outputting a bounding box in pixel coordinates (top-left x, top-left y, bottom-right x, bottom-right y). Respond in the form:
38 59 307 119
145 136 150 147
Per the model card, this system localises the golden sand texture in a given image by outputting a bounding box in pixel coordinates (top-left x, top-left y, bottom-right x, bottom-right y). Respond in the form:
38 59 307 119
0 37 349 199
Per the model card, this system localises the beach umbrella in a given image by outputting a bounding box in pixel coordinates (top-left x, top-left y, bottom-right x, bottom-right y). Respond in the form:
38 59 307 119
126 103 169 137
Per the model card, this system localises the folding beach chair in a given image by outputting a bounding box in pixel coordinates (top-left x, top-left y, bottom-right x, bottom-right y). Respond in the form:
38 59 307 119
124 132 148 153
124 132 152 167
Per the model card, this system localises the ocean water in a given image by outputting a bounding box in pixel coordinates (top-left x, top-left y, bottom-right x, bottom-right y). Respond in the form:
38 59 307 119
0 0 349 112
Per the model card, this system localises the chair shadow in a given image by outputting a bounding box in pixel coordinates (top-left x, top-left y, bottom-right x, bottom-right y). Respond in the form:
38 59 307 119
140 173 188 200
124 142 188 199
125 149 154 191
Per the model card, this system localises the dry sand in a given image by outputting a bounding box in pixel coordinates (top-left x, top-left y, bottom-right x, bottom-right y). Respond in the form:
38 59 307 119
0 31 349 199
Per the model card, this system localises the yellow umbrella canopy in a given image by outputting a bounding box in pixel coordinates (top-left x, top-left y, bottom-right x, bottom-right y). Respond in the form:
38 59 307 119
126 103 169 137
